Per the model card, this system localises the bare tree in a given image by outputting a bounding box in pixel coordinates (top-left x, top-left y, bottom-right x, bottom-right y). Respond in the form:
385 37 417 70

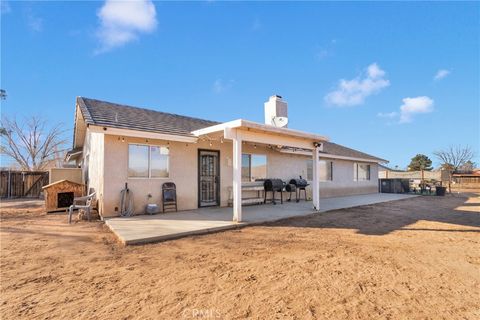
458 160 476 173
0 116 68 171
433 145 475 192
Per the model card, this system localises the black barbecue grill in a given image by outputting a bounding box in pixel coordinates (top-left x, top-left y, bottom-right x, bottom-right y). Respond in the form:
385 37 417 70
285 183 297 202
289 177 309 202
263 179 285 205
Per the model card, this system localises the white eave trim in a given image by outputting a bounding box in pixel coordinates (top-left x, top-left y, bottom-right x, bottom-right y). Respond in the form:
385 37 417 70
319 153 388 164
88 125 198 143
65 150 83 162
191 119 243 136
191 119 329 142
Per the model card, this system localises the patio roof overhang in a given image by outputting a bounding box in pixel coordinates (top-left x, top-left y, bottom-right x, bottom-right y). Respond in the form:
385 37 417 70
192 119 329 150
193 119 328 223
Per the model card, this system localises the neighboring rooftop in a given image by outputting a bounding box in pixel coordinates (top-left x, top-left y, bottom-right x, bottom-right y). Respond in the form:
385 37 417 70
378 164 405 172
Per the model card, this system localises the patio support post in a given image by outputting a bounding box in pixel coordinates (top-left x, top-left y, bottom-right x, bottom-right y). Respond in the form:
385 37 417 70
232 130 242 222
312 144 320 210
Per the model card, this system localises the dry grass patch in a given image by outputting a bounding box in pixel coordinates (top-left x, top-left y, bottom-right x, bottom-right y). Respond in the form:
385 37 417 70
1 193 479 319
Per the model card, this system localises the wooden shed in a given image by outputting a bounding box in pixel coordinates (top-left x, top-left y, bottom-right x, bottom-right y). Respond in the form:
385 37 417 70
42 180 84 212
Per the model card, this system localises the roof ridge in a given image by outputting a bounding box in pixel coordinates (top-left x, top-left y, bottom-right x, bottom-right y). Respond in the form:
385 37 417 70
79 97 219 125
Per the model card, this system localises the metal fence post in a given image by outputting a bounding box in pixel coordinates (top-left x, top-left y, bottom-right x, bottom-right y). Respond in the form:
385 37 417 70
7 169 11 198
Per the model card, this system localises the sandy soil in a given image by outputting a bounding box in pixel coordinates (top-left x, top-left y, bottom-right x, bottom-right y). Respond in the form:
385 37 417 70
1 194 479 319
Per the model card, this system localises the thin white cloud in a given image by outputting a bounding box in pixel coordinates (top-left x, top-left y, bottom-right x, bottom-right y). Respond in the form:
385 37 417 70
434 69 450 81
95 0 157 54
212 79 234 94
399 96 434 123
367 63 385 78
315 39 337 61
26 8 43 32
377 111 398 118
324 63 390 107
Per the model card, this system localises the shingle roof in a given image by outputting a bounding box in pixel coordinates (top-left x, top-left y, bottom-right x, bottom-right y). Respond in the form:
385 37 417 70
76 97 386 162
321 142 387 163
77 97 219 137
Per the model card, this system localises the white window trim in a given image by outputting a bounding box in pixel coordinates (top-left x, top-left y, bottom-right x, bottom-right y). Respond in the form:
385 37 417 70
242 153 268 181
307 159 333 182
325 160 334 182
128 143 170 179
353 162 371 181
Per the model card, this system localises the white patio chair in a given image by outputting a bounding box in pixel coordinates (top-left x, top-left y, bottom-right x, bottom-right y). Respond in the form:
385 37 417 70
68 192 96 224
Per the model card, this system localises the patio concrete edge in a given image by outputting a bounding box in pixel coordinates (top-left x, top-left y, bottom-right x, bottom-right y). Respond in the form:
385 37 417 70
105 194 419 245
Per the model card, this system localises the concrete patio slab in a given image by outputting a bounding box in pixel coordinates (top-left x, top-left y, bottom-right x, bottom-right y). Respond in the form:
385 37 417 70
105 193 417 245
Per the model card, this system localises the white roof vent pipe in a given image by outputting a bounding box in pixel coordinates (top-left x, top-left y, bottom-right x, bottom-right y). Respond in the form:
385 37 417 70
264 95 288 128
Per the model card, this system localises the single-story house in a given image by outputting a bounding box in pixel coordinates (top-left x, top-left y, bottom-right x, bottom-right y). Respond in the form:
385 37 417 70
452 169 480 187
67 95 387 221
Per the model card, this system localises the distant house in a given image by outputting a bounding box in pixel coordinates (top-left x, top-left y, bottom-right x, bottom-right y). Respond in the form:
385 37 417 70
66 95 387 221
452 169 480 187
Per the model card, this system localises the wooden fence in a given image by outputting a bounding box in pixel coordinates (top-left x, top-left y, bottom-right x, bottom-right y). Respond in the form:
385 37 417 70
0 170 49 198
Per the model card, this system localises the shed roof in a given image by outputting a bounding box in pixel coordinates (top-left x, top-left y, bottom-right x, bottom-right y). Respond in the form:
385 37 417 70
42 179 84 189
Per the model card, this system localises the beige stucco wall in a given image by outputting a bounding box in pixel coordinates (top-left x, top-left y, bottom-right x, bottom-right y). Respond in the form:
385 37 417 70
85 130 105 214
86 132 378 217
101 135 279 217
49 168 83 185
102 135 231 216
319 159 379 198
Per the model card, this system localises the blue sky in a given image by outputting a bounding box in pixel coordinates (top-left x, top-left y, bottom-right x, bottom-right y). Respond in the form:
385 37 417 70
1 1 479 168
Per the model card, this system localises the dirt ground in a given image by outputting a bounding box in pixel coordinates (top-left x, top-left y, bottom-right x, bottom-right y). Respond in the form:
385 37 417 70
1 193 479 320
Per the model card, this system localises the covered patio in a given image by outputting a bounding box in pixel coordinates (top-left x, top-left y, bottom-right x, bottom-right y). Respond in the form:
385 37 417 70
191 119 328 222
105 193 416 245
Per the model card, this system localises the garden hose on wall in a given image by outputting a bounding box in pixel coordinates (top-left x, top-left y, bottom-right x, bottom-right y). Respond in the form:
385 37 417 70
120 183 134 217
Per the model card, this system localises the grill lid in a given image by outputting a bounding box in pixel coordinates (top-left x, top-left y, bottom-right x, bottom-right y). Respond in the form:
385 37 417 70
289 178 309 188
263 179 285 191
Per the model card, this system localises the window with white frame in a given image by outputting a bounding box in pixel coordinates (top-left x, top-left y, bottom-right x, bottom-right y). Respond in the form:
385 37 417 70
307 160 333 181
353 163 370 181
128 144 169 178
242 154 267 182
